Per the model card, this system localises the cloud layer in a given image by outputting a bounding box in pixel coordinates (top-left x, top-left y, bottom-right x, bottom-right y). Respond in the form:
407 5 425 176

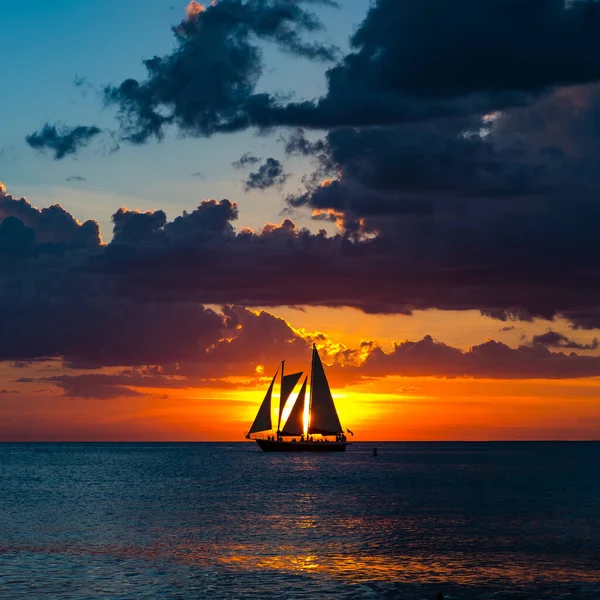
15 0 600 357
3 180 599 391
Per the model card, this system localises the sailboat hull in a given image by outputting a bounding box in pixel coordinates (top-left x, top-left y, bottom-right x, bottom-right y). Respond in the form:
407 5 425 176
255 439 347 452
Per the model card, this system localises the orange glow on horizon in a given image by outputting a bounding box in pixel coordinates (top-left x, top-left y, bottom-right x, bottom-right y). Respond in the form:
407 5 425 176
1 309 600 442
3 376 599 442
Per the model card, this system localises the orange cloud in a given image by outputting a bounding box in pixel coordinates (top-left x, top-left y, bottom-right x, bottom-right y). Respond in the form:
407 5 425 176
185 1 206 21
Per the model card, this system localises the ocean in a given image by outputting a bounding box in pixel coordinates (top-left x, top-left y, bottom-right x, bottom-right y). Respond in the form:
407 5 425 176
0 442 598 600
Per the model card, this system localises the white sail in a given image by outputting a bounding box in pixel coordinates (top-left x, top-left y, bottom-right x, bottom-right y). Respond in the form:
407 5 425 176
281 377 308 437
308 346 343 435
248 370 277 434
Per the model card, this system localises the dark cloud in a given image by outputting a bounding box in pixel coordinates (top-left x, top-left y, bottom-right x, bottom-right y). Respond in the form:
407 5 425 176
0 184 101 251
347 335 600 380
26 124 102 160
0 288 226 368
111 207 168 245
284 128 328 157
23 367 265 400
530 330 599 351
31 0 600 153
18 324 600 399
268 0 600 129
500 326 516 332
99 0 600 138
281 85 600 324
12 0 600 358
54 377 146 400
80 190 600 325
66 176 87 183
103 0 337 145
0 182 230 367
0 217 36 259
244 158 288 191
15 306 309 398
198 305 309 375
232 152 261 169
5 170 600 332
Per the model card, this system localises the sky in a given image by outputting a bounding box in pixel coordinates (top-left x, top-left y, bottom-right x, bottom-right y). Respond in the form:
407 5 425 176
1 0 600 441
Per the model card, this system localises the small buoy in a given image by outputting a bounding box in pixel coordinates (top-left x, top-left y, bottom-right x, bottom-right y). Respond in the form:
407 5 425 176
372 447 378 457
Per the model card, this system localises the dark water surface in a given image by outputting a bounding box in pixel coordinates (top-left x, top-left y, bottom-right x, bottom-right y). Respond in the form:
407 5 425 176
1 442 599 599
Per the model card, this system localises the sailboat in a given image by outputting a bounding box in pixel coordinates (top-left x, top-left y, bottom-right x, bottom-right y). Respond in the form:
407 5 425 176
246 344 350 452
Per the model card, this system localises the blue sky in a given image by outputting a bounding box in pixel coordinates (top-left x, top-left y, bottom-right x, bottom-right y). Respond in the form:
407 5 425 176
0 0 366 238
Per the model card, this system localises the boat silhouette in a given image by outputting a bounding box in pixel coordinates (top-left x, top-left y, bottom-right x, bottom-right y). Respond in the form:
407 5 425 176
246 344 350 452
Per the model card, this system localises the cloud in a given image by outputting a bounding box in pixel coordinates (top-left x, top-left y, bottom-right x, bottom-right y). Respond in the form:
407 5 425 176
267 0 600 129
22 368 266 400
347 335 600 380
103 0 338 145
280 86 600 324
66 176 87 183
29 0 600 153
57 380 146 399
12 0 600 366
530 330 599 351
244 158 289 191
84 190 600 325
5 175 600 330
26 124 102 160
0 183 229 367
5 154 600 372
14 306 311 398
17 320 600 398
232 152 261 169
0 184 101 250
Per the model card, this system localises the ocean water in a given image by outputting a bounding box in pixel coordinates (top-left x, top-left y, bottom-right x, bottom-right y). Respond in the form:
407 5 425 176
0 443 599 600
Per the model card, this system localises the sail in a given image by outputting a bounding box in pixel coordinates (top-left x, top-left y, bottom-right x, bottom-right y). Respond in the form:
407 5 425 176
278 371 303 428
281 377 308 437
248 371 277 434
308 346 343 435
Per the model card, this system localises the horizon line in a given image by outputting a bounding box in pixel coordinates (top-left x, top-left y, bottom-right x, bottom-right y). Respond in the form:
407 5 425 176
0 440 598 444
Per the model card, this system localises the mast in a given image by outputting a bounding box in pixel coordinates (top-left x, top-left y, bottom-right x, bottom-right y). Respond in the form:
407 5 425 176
308 344 316 434
277 359 285 434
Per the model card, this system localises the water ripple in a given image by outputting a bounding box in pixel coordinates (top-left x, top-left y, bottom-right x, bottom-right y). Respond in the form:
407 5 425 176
0 442 599 599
